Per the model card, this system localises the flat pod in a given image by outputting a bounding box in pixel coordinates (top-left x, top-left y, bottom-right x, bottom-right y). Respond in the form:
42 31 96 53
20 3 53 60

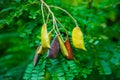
47 36 59 58
33 45 41 67
33 31 53 66
58 36 68 57
36 45 47 55
33 53 39 67
48 30 52 41
72 26 86 51
41 24 50 48
65 38 73 59
39 31 53 54
33 45 48 67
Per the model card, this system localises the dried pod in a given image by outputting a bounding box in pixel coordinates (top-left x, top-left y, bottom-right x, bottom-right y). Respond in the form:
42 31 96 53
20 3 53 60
33 30 53 66
65 38 73 59
33 45 41 67
33 45 48 66
58 36 68 57
47 36 59 58
41 24 50 48
33 53 39 67
72 26 86 51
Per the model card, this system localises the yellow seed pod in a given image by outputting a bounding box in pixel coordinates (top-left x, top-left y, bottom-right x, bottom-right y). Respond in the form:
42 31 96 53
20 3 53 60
37 45 43 54
37 31 52 40
72 26 87 51
58 36 68 57
33 45 48 66
41 24 50 48
36 31 52 55
48 30 52 42
37 45 48 55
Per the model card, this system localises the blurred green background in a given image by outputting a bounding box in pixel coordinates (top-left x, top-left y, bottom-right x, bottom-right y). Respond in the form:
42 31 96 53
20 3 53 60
0 0 120 80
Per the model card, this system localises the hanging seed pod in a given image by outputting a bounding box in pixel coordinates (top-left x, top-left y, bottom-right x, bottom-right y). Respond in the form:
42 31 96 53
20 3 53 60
47 36 59 58
48 30 52 42
33 29 53 66
72 26 86 51
33 45 42 67
34 31 53 54
33 53 39 67
41 24 50 48
58 36 68 57
37 31 52 41
40 31 53 54
36 45 43 54
65 37 74 59
33 45 47 67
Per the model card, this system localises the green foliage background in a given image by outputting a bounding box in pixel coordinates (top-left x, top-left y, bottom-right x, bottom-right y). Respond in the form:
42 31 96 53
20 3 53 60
0 0 120 80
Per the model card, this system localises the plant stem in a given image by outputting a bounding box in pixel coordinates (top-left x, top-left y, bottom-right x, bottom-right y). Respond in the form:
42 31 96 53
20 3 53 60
55 17 68 37
40 0 64 41
50 6 78 27
46 12 50 24
41 1 45 24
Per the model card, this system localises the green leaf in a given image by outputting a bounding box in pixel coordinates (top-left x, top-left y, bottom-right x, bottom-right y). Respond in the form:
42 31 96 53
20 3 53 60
99 60 112 75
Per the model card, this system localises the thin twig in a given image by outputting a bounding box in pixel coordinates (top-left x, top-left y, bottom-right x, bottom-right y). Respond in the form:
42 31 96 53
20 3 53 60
50 5 78 27
46 12 50 24
41 1 45 24
55 17 68 37
40 0 64 41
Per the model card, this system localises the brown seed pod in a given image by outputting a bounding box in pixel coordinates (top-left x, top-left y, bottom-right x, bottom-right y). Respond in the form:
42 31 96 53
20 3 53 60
33 45 41 67
33 53 39 67
65 37 74 59
33 45 48 66
47 36 59 58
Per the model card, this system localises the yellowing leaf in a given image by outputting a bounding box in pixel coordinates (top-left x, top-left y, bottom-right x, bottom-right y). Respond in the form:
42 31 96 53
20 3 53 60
72 26 86 51
58 36 68 57
41 24 50 48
